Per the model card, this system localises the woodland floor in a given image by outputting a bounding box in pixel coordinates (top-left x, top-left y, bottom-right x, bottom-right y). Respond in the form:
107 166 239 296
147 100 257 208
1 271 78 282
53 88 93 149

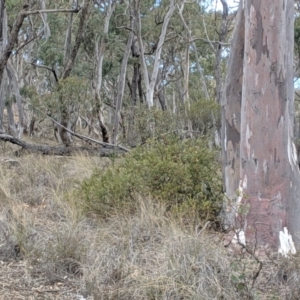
0 260 89 300
0 138 300 300
0 138 99 299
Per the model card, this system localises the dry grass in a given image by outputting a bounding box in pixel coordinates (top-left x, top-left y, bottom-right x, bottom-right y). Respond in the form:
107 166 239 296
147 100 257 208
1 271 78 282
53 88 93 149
0 149 300 299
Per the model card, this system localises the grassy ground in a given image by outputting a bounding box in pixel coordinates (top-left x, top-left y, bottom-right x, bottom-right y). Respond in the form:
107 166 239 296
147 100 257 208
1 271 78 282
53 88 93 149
0 143 300 299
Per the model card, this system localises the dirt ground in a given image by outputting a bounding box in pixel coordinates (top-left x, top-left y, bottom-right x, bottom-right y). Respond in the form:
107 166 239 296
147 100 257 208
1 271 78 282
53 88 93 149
0 257 92 300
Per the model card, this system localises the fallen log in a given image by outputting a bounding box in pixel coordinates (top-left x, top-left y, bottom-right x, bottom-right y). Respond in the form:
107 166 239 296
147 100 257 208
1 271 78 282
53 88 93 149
0 134 127 156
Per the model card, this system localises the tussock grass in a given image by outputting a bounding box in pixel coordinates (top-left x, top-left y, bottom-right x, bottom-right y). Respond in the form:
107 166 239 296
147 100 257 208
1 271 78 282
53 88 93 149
84 197 238 300
0 151 300 299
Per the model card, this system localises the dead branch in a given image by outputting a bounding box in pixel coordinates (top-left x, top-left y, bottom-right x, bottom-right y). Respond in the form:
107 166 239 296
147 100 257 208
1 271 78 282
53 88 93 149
47 115 130 152
31 62 58 82
23 8 81 16
0 134 126 156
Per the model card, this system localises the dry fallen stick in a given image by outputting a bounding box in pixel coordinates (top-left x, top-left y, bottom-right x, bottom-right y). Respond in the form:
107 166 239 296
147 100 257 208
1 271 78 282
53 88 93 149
0 134 127 156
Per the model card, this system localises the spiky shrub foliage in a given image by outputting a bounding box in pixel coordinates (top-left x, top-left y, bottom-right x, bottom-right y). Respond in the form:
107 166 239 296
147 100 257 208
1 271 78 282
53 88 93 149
79 136 223 221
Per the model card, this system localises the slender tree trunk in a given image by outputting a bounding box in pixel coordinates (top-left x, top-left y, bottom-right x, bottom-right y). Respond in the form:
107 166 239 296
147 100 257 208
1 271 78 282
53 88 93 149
156 69 167 111
63 6 73 64
57 0 90 145
93 0 115 143
40 0 51 39
214 0 228 104
0 1 29 87
61 0 90 80
0 0 28 132
177 2 209 100
135 0 175 108
130 35 143 105
182 44 190 106
6 61 25 137
112 32 134 144
0 0 6 131
222 0 300 255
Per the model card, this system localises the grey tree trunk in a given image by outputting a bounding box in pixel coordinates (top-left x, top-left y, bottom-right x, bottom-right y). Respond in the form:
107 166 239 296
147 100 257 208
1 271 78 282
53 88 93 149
7 61 25 137
177 1 209 100
135 0 175 107
111 32 134 144
57 0 90 145
0 0 6 131
222 0 300 256
214 0 228 104
93 0 115 143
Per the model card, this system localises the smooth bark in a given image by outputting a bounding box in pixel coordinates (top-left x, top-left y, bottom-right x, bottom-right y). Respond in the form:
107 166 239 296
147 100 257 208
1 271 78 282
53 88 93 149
214 0 229 104
135 0 175 107
93 0 116 143
221 1 244 228
177 2 209 100
222 0 300 255
112 32 134 144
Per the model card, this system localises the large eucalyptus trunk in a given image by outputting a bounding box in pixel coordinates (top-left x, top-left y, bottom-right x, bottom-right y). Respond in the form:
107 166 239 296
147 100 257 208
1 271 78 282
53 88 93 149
222 0 300 255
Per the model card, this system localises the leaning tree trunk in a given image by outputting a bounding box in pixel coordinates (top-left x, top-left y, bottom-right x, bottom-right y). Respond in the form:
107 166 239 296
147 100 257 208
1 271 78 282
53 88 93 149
222 0 300 256
111 32 134 144
135 0 175 108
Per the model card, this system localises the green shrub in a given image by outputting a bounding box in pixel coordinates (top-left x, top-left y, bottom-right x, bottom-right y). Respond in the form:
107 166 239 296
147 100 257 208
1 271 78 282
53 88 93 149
78 136 223 221
130 107 178 144
187 99 221 136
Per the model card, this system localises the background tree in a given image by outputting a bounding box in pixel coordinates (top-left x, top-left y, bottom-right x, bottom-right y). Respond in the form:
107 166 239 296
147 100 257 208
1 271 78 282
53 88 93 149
0 0 231 149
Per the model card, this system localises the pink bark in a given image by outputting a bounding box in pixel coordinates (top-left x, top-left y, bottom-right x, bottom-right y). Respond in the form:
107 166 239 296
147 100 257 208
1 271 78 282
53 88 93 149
222 0 300 254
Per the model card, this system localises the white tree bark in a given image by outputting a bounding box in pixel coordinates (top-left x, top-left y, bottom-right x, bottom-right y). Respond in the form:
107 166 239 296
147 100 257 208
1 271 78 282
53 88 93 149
112 32 134 144
40 0 51 39
94 0 116 99
177 1 209 100
7 61 25 138
135 0 176 108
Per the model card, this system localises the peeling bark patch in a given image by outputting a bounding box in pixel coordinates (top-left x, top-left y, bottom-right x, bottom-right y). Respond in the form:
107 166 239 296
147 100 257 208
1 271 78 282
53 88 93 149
277 115 284 129
288 132 298 169
249 2 264 65
279 227 296 257
232 229 246 246
235 176 247 217
254 158 258 167
262 36 269 58
245 124 252 159
226 118 240 144
275 76 286 117
263 159 269 185
274 148 280 168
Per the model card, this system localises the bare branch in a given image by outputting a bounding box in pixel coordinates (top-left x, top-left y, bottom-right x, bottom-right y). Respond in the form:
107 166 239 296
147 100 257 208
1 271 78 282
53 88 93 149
31 62 58 82
23 8 81 16
13 33 42 55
